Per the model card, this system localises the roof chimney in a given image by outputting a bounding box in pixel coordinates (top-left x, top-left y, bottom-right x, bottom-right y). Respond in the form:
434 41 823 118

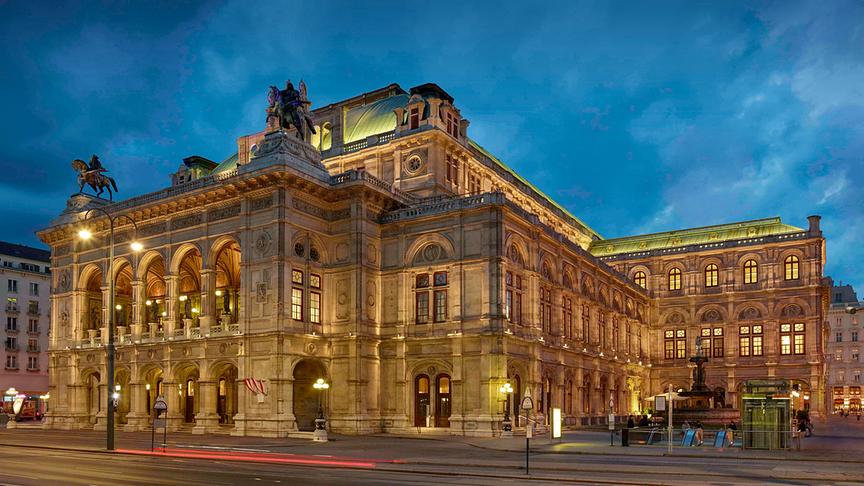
807 215 821 235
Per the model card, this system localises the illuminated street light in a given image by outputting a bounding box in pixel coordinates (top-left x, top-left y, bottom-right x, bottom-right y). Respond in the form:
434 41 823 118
500 382 514 435
77 207 140 451
313 378 330 442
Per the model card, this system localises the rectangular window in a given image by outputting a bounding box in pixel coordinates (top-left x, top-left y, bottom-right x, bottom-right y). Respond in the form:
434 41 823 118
292 270 304 285
416 273 430 288
563 297 573 339
836 349 844 361
780 324 792 355
291 288 303 321
27 338 38 352
837 332 843 343
27 356 38 370
28 319 38 333
433 290 447 322
7 279 17 293
505 272 522 325
433 271 447 286
416 292 429 324
713 327 724 358
28 301 38 315
784 323 806 355
676 328 686 359
309 291 321 324
310 274 321 289
5 355 17 369
854 331 859 342
853 349 860 362
6 317 17 331
29 282 38 296
540 287 553 334
409 107 419 129
5 336 17 350
582 305 589 341
665 329 686 359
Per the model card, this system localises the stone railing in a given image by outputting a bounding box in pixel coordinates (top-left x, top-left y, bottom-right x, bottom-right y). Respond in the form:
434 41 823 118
329 168 417 204
381 192 504 224
108 168 239 213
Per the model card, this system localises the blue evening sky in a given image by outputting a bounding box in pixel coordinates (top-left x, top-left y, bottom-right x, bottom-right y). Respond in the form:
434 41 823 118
1 1 862 292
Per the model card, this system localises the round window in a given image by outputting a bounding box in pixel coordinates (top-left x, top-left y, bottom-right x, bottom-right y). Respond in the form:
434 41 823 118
406 155 423 174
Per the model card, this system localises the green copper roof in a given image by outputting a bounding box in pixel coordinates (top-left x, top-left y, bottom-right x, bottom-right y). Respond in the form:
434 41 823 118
343 94 409 144
211 152 238 174
588 217 805 257
468 139 601 240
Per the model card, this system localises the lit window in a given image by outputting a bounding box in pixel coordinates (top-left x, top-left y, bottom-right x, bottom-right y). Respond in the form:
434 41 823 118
744 260 758 284
634 271 646 289
668 268 682 291
416 292 429 324
434 290 447 322
292 270 304 285
664 329 686 359
705 264 718 287
784 255 800 281
310 291 321 324
291 288 303 321
505 271 522 325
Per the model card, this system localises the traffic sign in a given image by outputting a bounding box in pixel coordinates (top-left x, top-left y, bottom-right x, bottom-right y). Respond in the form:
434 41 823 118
520 388 534 410
154 395 168 411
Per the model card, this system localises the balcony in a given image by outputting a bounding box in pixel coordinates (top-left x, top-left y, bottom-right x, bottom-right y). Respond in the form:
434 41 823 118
4 344 18 352
27 326 39 335
5 326 18 334
27 344 40 353
5 305 19 314
27 307 40 317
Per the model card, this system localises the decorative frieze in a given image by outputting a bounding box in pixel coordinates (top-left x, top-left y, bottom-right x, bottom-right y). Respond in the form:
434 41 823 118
250 196 273 212
209 203 241 221
139 222 167 237
171 213 202 230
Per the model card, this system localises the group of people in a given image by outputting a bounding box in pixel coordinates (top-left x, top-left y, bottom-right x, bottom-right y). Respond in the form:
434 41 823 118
625 415 653 428
837 409 861 420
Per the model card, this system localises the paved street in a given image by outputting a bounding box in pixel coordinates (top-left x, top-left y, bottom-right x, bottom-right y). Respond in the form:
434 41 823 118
1 416 863 485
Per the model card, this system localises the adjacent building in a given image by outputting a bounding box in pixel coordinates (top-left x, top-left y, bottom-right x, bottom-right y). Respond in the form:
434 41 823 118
1 242 51 405
37 81 828 437
827 284 862 413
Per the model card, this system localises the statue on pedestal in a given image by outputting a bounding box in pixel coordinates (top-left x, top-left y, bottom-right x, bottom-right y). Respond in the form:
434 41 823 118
71 155 118 200
267 80 316 142
689 336 710 393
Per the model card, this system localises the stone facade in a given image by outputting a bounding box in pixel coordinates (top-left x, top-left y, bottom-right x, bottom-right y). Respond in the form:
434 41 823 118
827 285 862 413
37 81 827 437
1 242 51 400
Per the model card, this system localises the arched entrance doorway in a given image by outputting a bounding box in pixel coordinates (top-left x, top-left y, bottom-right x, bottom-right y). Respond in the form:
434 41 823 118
213 363 238 425
83 268 103 333
142 367 164 414
435 374 451 428
293 359 327 432
414 374 430 427
115 368 131 424
174 364 199 424
83 370 101 426
177 249 202 331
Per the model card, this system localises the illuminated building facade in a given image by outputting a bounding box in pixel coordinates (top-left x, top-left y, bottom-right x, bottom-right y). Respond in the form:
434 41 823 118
38 82 826 436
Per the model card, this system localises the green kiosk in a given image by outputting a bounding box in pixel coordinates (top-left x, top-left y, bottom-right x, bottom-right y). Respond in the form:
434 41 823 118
740 380 792 450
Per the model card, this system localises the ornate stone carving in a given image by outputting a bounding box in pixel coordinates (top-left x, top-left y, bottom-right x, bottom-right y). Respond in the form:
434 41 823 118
781 304 803 317
254 230 273 256
54 244 70 257
738 307 761 320
250 196 273 212
335 243 349 262
209 204 241 221
58 269 71 292
140 222 167 237
701 309 722 322
171 213 202 230
666 312 684 324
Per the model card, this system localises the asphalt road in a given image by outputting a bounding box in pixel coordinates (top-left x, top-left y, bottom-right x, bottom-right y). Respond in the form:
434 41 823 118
1 444 862 485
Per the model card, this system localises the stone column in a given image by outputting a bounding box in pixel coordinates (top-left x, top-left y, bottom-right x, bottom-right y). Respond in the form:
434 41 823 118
164 274 179 336
124 382 148 431
93 383 109 430
193 380 220 434
164 381 183 431
198 269 216 335
131 279 145 329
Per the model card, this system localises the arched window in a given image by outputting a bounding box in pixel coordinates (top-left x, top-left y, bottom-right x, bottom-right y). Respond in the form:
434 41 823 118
668 268 682 291
634 271 646 289
704 264 719 288
743 260 758 284
784 255 800 280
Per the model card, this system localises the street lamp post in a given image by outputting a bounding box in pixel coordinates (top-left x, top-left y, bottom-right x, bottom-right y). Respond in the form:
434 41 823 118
313 378 330 442
500 382 514 437
78 208 142 451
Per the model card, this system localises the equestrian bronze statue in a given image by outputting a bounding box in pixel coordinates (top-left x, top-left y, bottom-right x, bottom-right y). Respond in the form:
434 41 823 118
72 155 118 200
267 80 316 141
